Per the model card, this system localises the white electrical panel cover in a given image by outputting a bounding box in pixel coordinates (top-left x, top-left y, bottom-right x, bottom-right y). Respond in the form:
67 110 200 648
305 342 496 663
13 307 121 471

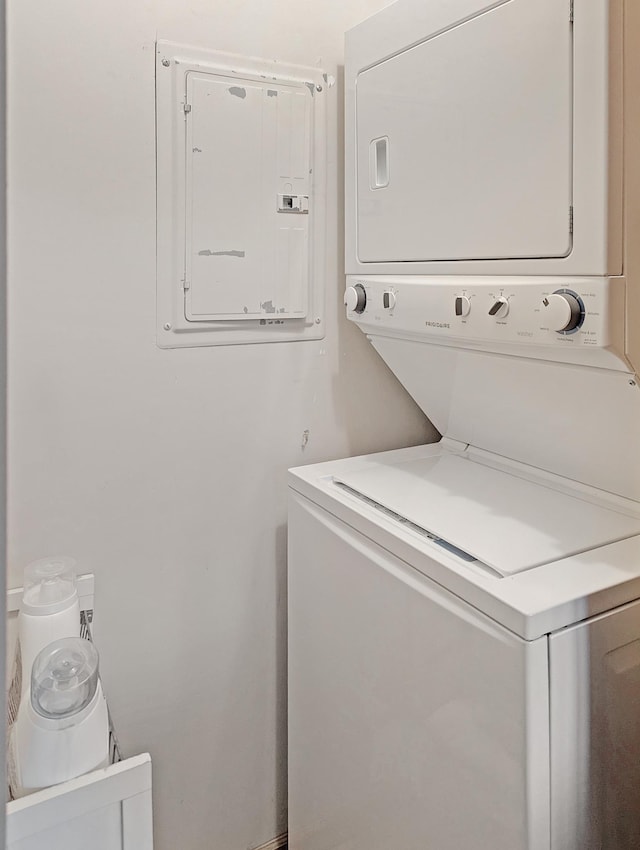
156 43 328 347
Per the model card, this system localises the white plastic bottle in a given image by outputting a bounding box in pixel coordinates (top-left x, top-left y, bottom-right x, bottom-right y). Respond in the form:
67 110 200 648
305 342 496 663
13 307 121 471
12 637 110 797
18 557 81 697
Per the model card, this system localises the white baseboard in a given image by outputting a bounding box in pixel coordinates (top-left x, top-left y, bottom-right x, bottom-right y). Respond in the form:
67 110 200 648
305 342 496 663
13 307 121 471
252 833 287 850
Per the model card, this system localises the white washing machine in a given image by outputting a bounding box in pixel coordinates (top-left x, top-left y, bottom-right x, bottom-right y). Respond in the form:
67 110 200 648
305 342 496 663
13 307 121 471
288 0 640 848
289 443 640 850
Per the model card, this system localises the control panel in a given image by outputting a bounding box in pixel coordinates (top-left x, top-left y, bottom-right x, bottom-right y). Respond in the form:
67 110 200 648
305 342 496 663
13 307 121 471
344 277 625 356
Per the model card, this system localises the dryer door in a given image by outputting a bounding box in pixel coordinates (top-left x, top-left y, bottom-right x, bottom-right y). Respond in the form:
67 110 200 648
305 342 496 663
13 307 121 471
355 0 572 264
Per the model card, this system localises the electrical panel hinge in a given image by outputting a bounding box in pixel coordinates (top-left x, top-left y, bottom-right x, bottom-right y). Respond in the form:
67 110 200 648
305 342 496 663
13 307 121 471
182 275 190 291
183 102 192 115
569 205 574 235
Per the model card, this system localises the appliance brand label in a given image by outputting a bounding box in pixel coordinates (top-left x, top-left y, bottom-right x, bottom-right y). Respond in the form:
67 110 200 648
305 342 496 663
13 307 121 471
425 321 450 329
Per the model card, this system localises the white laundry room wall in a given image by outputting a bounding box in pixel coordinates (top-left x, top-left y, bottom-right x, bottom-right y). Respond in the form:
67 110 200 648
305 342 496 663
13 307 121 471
7 1 435 848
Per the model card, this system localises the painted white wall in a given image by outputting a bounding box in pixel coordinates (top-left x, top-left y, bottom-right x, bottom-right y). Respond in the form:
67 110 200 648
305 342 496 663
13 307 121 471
7 1 436 848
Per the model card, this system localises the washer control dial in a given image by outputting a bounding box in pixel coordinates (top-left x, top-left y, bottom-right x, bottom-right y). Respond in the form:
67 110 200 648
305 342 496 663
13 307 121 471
488 297 509 319
541 291 583 333
455 296 471 317
345 284 367 314
383 290 396 310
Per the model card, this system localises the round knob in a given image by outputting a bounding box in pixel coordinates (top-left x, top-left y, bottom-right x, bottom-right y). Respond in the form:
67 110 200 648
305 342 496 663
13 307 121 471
489 297 509 319
455 295 471 318
383 290 396 310
345 284 367 314
541 292 582 332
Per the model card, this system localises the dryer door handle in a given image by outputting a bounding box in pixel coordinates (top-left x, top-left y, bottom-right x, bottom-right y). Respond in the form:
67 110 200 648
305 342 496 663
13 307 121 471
370 136 390 189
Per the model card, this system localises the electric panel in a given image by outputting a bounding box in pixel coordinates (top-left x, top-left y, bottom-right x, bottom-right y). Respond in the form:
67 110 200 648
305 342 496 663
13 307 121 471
156 43 327 347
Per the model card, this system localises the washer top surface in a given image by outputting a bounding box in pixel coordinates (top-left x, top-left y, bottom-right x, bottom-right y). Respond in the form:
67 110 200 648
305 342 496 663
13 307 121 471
289 442 640 638
334 451 640 576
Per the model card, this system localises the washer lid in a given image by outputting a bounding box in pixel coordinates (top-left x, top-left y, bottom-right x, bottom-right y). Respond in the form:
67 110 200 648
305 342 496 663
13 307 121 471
334 453 640 576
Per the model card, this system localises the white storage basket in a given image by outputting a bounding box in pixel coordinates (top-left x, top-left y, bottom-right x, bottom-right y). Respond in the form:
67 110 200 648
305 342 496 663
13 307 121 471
5 575 153 850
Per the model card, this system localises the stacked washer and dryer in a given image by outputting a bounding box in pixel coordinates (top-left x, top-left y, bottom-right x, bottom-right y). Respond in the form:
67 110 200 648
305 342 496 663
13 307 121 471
288 1 640 848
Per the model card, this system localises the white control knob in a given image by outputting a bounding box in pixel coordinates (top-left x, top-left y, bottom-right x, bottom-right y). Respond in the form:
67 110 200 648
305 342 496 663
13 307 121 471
489 296 509 319
455 296 471 318
383 290 396 310
344 284 367 314
541 292 582 332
